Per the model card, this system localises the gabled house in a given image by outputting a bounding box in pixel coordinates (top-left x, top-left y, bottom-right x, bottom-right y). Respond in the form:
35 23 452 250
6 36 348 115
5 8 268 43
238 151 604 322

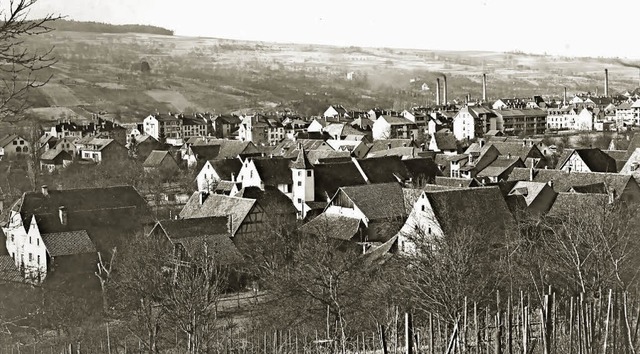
196 158 243 192
0 134 30 160
428 129 457 154
299 213 365 243
355 156 411 184
326 140 370 159
507 180 558 215
372 116 419 140
237 114 285 146
2 185 151 283
324 182 407 244
53 137 79 157
130 134 163 161
556 148 617 173
79 138 128 164
397 186 515 254
323 105 348 120
142 150 179 174
184 139 259 168
236 157 293 198
507 168 640 203
476 156 525 184
212 115 242 139
148 216 243 266
367 139 419 155
39 149 73 173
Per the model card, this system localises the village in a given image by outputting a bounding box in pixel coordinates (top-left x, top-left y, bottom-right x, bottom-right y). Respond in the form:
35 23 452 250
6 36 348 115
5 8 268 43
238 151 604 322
2 67 640 352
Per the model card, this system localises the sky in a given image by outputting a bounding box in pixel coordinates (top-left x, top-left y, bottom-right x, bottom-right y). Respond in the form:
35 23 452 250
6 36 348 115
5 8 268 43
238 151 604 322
29 0 640 59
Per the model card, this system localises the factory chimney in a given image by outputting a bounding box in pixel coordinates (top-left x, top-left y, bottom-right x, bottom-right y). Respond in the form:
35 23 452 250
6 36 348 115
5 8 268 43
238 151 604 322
563 87 567 105
442 75 448 105
604 68 609 97
435 78 441 106
482 73 487 101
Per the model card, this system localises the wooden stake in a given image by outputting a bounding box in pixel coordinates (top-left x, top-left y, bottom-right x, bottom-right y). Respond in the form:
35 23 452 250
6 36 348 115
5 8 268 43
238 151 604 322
405 313 413 354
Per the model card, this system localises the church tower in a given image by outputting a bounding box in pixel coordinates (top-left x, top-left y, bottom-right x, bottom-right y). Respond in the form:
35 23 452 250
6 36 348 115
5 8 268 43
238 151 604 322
291 146 314 217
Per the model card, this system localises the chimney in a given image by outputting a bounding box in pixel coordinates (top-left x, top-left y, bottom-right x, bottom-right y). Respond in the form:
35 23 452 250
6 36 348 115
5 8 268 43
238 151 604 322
604 68 609 97
58 206 67 225
231 173 235 182
547 180 553 188
529 167 534 181
435 78 441 106
227 216 233 235
563 87 567 105
482 74 487 101
608 189 616 204
41 185 49 197
442 75 448 105
387 143 392 150
199 191 208 205
466 94 470 104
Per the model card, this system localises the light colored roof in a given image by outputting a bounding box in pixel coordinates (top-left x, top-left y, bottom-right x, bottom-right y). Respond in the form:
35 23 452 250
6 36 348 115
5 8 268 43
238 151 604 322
179 193 255 235
299 213 362 241
339 183 405 220
508 181 548 206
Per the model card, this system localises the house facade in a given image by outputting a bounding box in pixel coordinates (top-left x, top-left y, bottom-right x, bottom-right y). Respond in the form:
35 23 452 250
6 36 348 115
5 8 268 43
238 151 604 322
0 135 30 160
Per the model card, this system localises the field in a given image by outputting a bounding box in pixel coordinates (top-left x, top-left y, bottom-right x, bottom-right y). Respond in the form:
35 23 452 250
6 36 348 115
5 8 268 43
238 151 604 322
0 27 636 132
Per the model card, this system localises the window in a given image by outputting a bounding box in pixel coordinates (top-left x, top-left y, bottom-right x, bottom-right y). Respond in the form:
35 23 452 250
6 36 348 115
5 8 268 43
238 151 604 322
12 141 17 145
250 171 253 178
298 171 301 176
297 198 302 204
37 255 40 265
297 181 302 187
421 205 426 212
11 235 14 242
307 170 312 177
29 237 31 244
28 253 32 261
428 227 432 234
19 140 24 145
37 239 39 246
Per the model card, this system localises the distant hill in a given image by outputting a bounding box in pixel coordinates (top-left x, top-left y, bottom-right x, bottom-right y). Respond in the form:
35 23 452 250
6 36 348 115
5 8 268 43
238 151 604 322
51 20 173 36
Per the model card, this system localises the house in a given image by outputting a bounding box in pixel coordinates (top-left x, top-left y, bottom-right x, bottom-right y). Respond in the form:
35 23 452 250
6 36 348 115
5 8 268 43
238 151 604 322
428 129 458 154
196 158 243 192
397 186 515 254
142 150 179 174
507 168 640 203
79 138 128 164
368 139 419 154
307 119 326 133
212 115 242 139
507 180 558 215
372 116 419 140
323 105 348 120
39 149 73 172
401 158 442 185
0 134 30 160
179 187 297 245
237 114 285 146
180 114 211 140
355 156 411 184
476 156 525 184
573 107 595 131
236 157 293 198
290 148 315 218
326 140 370 158
299 213 365 243
272 139 331 159
130 134 163 161
555 148 617 173
312 161 368 204
324 182 407 243
452 106 497 141
492 109 547 135
53 137 79 157
148 216 243 266
184 139 259 168
38 134 58 152
2 185 151 283
547 192 612 219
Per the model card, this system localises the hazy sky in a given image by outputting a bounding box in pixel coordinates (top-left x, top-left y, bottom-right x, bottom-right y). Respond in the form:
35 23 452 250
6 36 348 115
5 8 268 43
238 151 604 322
30 0 640 59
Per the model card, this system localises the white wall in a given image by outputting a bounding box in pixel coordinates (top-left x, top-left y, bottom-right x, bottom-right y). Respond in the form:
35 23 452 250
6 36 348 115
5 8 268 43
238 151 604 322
397 192 443 255
143 115 159 140
372 119 391 140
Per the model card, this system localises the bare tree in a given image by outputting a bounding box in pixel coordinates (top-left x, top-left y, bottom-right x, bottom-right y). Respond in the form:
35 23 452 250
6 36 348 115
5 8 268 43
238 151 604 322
0 0 60 119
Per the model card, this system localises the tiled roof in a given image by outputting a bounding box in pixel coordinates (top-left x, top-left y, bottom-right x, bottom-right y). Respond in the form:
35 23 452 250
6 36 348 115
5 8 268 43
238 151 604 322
191 145 222 160
313 161 367 201
252 158 293 185
41 230 96 256
142 150 172 167
368 147 418 159
380 115 417 125
570 182 607 194
557 149 617 173
477 157 523 178
402 188 423 214
234 186 298 216
209 158 243 181
0 255 22 282
425 186 514 236
368 139 416 153
177 234 243 265
339 183 405 220
291 148 312 169
179 193 255 236
357 156 410 183
433 130 457 151
0 134 19 147
435 176 478 188
191 139 258 159
547 192 610 217
508 168 633 197
482 141 541 160
40 149 72 162
508 181 550 206
401 158 442 183
157 216 230 240
299 213 362 241
306 150 351 164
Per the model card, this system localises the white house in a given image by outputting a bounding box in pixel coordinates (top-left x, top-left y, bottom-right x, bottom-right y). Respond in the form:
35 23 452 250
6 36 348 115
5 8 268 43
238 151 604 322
452 106 476 140
3 213 47 281
372 116 418 140
236 158 293 199
573 108 594 131
323 105 347 119
290 149 314 218
143 115 160 140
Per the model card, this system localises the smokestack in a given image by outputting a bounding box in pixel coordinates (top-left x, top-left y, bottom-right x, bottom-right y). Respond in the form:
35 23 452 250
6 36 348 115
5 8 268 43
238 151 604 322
604 68 609 97
482 74 487 101
466 93 471 104
443 75 448 105
435 78 441 106
563 87 567 105
58 206 67 225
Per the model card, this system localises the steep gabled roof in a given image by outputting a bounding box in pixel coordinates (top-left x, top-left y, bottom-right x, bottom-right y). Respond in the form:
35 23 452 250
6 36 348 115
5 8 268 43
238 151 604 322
313 161 367 201
433 130 457 151
40 149 72 162
209 158 243 181
557 148 617 173
508 181 551 206
157 216 229 240
0 134 20 147
508 168 634 197
41 230 96 256
179 193 255 236
425 186 514 236
357 156 410 183
401 158 442 183
291 148 312 169
252 158 293 185
339 183 405 220
142 150 173 168
299 213 362 241
477 157 523 178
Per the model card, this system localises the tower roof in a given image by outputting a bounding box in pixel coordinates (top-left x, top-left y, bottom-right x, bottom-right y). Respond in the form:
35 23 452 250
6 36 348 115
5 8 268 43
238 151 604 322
291 147 312 169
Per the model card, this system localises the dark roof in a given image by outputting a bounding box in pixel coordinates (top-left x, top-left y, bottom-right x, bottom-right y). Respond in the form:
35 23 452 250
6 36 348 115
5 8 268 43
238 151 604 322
291 148 312 169
41 230 96 256
209 159 243 181
626 133 640 159
561 149 617 173
313 161 367 201
177 234 243 265
40 149 72 163
435 176 479 188
368 139 417 153
401 158 442 183
483 141 542 160
477 157 523 178
142 150 173 167
433 130 457 151
508 168 634 197
0 134 20 147
570 182 607 194
191 145 222 160
190 139 258 159
339 183 405 220
14 185 150 234
299 213 362 241
547 192 610 217
179 193 255 236
234 186 298 216
0 255 22 282
252 158 293 185
357 156 410 183
425 186 514 236
157 216 230 240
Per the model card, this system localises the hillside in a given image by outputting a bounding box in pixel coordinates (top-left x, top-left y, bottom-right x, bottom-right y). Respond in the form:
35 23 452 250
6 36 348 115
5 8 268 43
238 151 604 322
9 28 640 130
51 19 174 35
